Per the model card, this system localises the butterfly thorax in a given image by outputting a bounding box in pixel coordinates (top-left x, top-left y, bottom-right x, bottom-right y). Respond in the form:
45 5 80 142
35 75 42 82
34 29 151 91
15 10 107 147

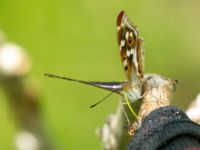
121 81 142 103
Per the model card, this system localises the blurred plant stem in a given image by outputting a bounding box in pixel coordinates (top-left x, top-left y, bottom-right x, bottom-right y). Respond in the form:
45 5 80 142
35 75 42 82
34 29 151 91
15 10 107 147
0 43 54 150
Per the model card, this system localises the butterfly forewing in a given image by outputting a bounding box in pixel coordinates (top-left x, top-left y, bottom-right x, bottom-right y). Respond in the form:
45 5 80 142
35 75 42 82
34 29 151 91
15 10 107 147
116 11 144 82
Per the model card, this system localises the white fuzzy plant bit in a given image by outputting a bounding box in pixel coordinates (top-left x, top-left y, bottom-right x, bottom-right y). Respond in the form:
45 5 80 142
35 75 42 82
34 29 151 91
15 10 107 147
186 94 200 124
15 131 39 150
0 43 31 77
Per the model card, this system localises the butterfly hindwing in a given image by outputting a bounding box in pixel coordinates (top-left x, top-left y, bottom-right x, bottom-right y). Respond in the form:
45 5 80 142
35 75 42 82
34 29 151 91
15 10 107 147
136 38 144 78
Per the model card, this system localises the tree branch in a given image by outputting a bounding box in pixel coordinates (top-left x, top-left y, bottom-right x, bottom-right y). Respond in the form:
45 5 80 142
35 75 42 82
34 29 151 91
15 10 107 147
96 74 178 150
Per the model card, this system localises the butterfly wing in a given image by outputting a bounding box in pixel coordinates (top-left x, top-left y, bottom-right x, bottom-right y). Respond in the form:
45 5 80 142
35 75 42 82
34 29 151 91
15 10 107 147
136 38 144 78
116 11 144 82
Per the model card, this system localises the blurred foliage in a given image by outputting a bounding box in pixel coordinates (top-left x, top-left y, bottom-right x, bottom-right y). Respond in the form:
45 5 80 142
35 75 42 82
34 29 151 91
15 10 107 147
0 0 200 149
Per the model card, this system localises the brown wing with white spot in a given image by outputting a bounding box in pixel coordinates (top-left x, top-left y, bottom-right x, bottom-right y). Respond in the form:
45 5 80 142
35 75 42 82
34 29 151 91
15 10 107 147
116 11 144 82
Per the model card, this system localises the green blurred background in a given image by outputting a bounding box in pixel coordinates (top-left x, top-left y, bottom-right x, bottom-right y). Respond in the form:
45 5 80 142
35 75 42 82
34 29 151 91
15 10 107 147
0 0 200 149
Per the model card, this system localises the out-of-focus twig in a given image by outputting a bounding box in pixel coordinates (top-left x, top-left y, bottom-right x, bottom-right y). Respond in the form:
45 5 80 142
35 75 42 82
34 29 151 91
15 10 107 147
0 43 54 150
186 94 200 124
97 74 178 150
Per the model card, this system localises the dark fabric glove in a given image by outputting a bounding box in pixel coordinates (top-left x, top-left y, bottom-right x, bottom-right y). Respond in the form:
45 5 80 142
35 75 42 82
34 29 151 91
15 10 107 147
127 106 200 150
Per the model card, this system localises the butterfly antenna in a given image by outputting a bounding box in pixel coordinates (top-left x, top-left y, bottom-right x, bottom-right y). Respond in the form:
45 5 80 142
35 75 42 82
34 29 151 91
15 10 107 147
45 73 119 108
90 91 115 108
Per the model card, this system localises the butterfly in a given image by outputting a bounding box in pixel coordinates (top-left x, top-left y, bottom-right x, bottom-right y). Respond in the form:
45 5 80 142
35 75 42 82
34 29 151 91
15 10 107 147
45 10 144 122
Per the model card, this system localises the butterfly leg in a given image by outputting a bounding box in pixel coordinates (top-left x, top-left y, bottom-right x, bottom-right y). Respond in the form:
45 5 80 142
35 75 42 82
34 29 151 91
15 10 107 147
121 92 144 135
122 91 141 120
121 103 131 129
128 119 142 135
